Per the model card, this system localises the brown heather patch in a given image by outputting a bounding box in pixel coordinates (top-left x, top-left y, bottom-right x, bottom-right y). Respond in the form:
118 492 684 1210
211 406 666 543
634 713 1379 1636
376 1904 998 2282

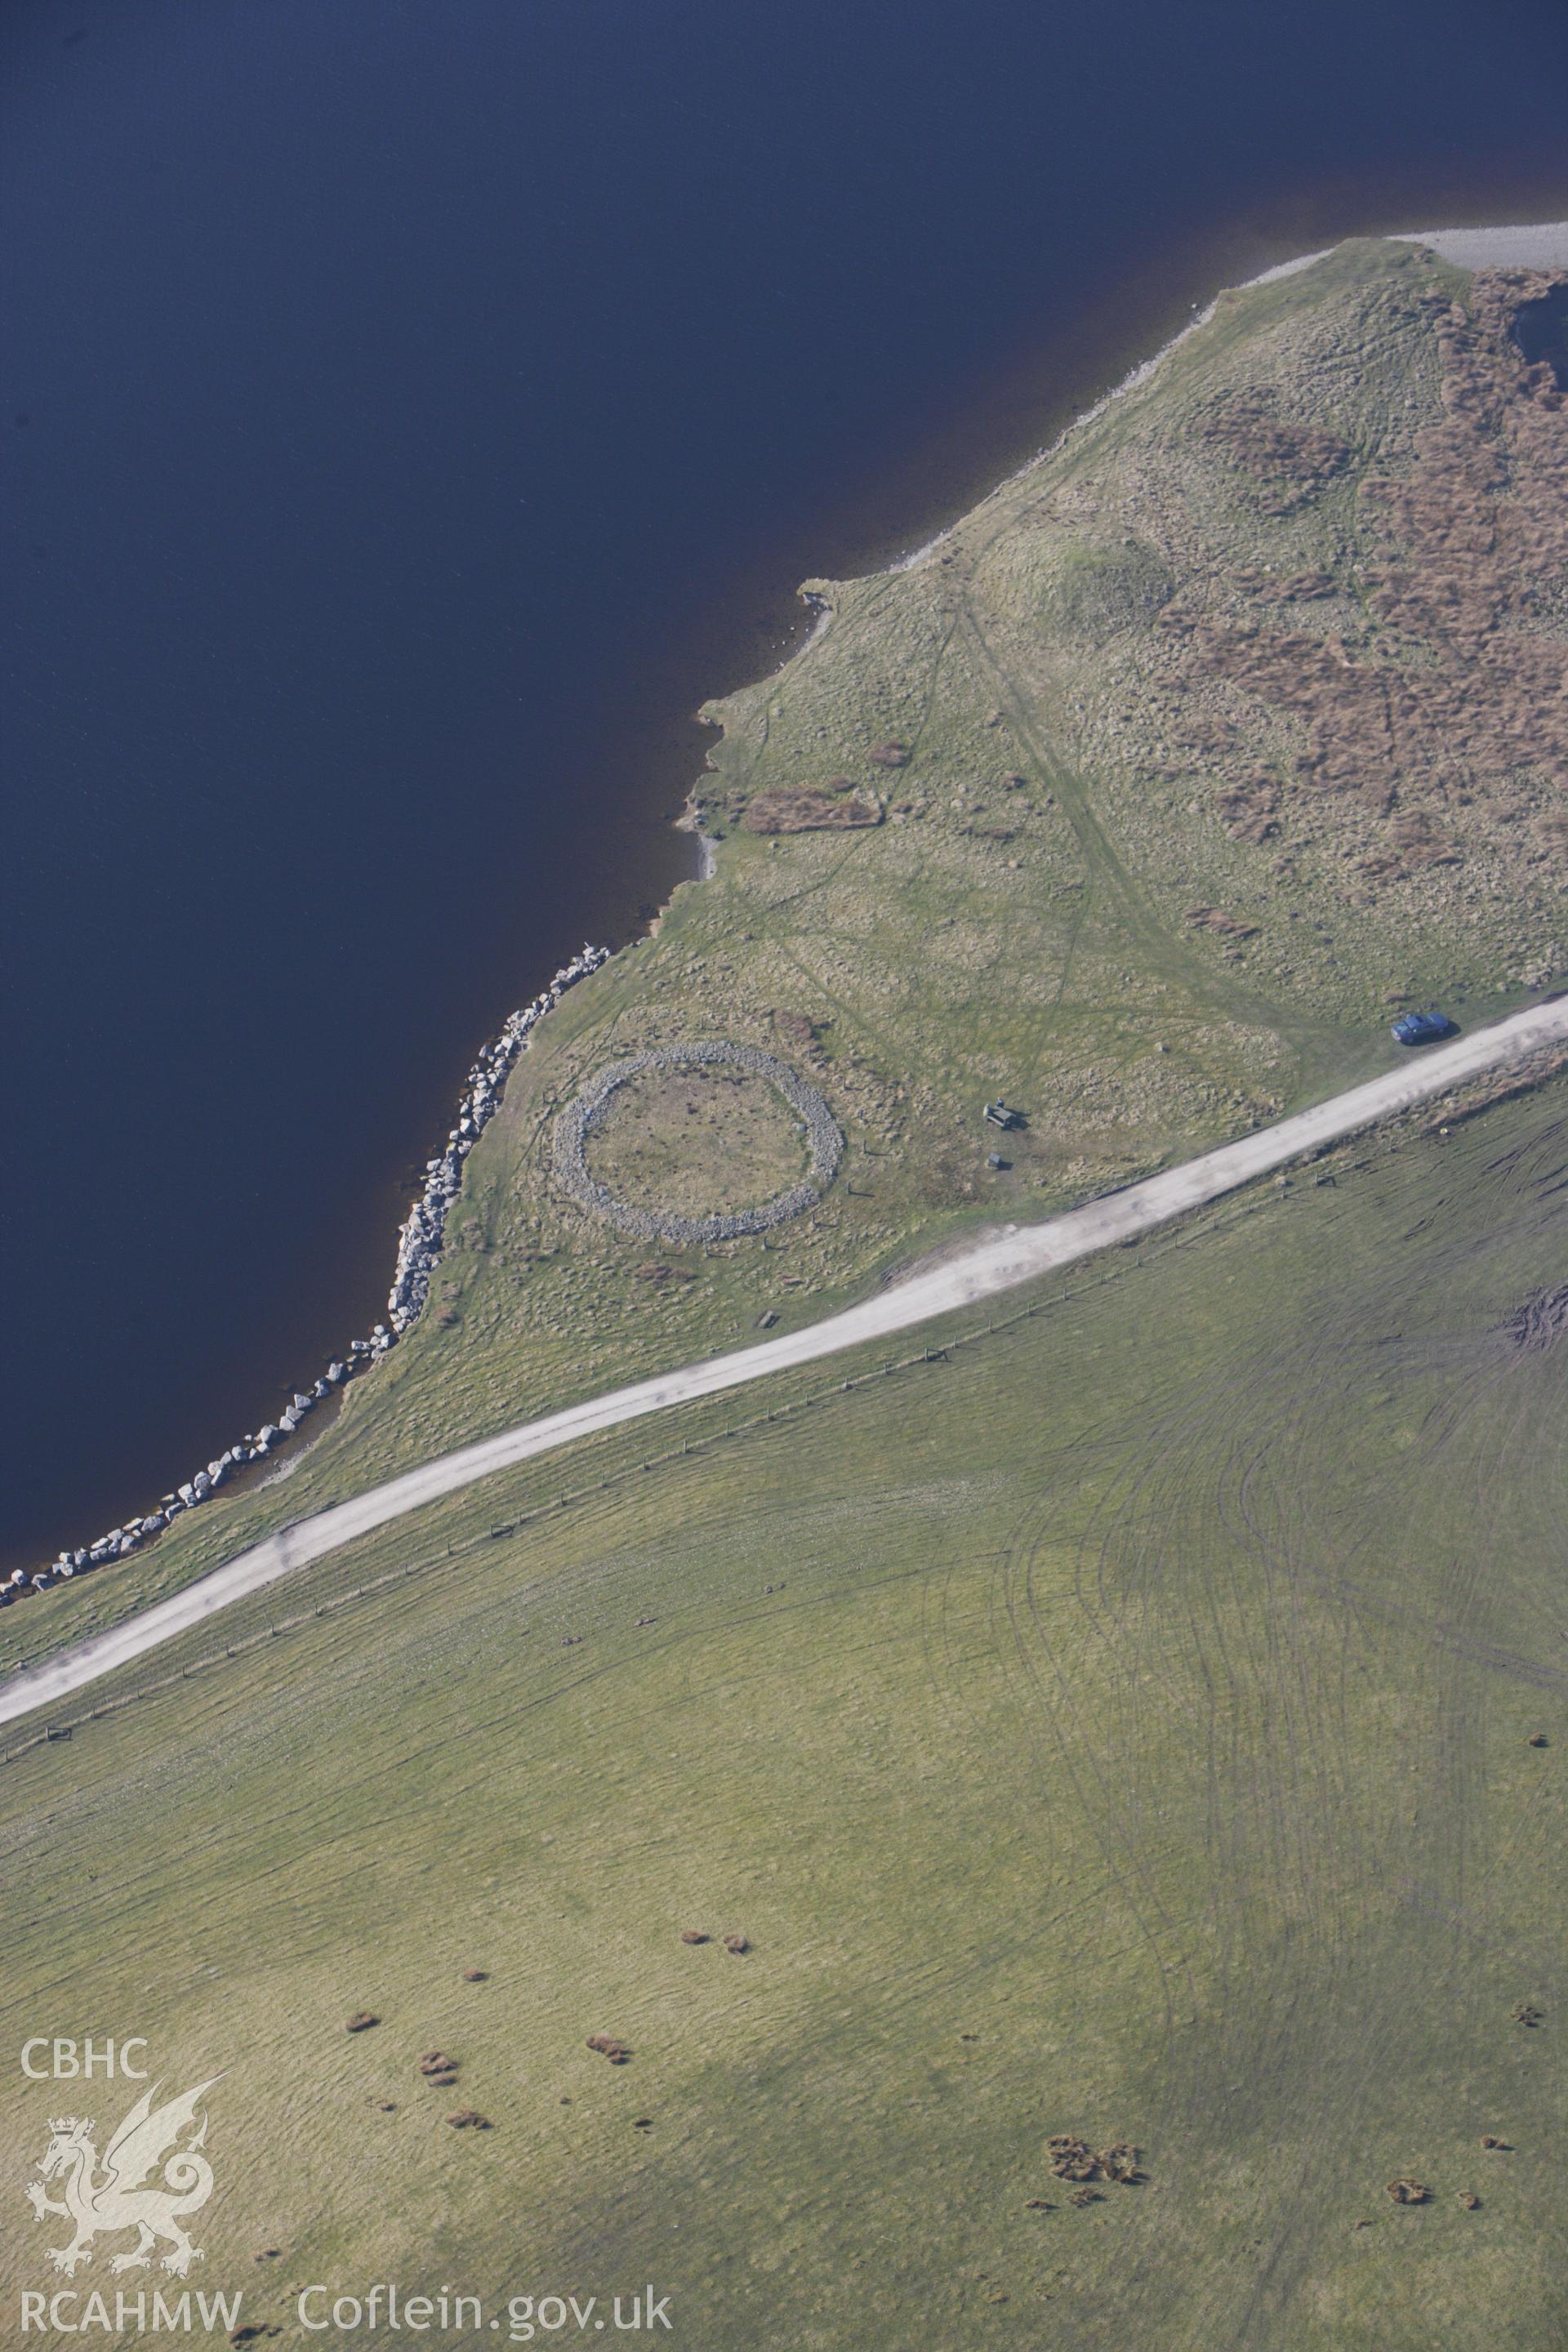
739 788 882 834
1174 270 1568 861
1194 390 1353 513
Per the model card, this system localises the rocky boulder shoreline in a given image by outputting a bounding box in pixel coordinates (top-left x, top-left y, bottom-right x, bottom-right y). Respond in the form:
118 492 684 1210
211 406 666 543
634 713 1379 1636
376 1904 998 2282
3 946 608 1614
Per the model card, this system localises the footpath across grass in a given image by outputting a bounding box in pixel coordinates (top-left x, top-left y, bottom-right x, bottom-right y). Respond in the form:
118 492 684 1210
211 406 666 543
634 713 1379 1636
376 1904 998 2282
29 234 1568 1652
2 1080 1564 2351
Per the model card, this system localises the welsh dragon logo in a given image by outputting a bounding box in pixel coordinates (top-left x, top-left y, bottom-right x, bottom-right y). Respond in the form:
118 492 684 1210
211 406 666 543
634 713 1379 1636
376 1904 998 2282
25 2078 220 2278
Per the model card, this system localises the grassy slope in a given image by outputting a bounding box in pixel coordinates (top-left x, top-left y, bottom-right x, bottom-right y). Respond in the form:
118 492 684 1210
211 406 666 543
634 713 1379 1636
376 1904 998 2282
13 234 1557 1668
3 1080 1564 2351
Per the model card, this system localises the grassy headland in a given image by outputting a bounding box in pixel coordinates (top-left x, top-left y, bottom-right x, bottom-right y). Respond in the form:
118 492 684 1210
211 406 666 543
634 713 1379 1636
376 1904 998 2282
4 232 1567 2346
10 235 1567 1662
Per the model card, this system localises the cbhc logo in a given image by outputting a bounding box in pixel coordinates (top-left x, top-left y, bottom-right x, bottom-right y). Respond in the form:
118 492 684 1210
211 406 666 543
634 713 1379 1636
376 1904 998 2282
20 2039 149 2079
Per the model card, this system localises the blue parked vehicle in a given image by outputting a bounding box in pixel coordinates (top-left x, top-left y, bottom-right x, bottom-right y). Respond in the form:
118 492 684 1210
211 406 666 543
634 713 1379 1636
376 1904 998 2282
1391 1009 1456 1046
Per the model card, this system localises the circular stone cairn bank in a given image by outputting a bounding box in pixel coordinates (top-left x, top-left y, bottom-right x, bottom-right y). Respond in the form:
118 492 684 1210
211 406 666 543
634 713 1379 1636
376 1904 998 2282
553 1041 842 1244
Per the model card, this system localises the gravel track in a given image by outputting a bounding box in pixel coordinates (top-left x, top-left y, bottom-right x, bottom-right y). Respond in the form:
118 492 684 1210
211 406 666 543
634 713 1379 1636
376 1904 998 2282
5 995 1568 1728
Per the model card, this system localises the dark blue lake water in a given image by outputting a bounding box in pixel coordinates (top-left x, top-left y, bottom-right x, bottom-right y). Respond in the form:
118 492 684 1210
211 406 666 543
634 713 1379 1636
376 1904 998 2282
4 0 1567 1569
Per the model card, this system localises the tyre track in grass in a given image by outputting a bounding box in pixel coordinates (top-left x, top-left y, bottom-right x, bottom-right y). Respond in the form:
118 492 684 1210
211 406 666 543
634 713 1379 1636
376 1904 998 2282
1428 1376 1566 1963
1018 1215 1414 2335
1109 1382 1377 2346
1185 1217 1500 2345
911 1363 1205 2224
1354 1119 1568 1928
1006 1379 1307 2345
1418 1227 1567 1976
8 1097 1564 2341
382 1107 1568 2335
957 593 1314 1084
1064 1118 1568 2345
412 1447 1168 2240
516 1529 1182 2295
1064 1335 1334 2054
18 1485 1128 2158
998 1498 1193 2018
6 999 1568 1737
1103 1339 1355 2132
984 1459 1198 2113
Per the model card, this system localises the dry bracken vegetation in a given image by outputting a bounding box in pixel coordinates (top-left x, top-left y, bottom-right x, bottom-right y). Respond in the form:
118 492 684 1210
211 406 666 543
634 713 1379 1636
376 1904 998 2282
11 240 1566 1673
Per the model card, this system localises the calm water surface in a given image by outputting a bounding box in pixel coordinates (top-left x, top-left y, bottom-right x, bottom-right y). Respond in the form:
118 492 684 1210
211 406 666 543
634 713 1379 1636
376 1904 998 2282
4 0 1568 1566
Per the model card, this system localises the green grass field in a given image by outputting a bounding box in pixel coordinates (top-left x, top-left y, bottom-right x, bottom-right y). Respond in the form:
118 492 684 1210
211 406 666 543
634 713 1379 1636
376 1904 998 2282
581 1062 811 1219
4 1077 1563 2350
7 232 1566 2346
16 235 1563 1678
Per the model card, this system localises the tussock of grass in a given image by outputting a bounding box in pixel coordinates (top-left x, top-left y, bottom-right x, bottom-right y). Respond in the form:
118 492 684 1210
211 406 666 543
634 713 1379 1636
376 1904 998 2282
30 238 1562 1652
3 1083 1564 2349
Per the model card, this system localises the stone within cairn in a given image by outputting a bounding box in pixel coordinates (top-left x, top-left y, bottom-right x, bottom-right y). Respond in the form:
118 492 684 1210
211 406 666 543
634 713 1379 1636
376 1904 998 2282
552 1040 842 1245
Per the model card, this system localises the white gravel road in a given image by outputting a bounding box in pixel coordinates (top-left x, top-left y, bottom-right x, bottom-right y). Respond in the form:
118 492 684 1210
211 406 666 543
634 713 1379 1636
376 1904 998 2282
1392 220 1568 270
6 996 1567 1730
